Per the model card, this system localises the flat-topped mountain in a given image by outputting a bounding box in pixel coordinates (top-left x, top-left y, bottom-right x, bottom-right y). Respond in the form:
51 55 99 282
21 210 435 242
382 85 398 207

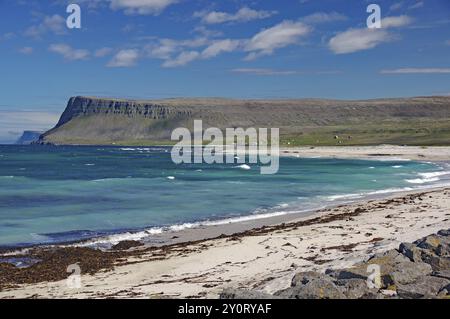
38 96 450 146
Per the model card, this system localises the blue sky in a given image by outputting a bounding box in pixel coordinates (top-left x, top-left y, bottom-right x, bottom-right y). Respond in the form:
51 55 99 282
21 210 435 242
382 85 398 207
0 0 450 142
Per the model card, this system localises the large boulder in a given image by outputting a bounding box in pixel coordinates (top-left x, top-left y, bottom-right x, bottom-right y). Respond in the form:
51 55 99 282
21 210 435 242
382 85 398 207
334 278 381 299
396 275 450 299
275 272 346 299
414 233 450 257
326 249 432 288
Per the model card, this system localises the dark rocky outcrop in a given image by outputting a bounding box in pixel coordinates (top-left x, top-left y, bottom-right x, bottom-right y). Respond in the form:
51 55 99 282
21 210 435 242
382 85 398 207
15 131 43 145
220 229 450 299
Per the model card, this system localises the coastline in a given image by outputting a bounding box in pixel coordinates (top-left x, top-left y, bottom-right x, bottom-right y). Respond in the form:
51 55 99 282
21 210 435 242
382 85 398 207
0 186 449 298
0 145 449 298
279 145 450 162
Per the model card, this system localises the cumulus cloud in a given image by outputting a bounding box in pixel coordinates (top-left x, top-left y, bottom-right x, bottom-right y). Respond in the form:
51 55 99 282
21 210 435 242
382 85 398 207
201 39 242 58
194 7 276 24
329 15 412 54
380 68 450 74
108 0 178 15
24 14 66 38
145 37 208 59
301 12 347 24
382 15 413 28
244 20 310 60
162 51 200 67
49 43 90 60
107 49 140 67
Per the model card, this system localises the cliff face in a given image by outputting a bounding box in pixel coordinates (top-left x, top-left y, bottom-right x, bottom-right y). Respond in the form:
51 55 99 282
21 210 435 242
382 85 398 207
54 96 194 129
16 131 43 145
39 96 450 145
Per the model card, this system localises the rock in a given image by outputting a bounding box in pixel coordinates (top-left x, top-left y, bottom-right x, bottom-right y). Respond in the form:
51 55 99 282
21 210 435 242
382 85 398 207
275 272 346 299
415 234 450 257
389 261 432 285
220 288 276 299
327 249 433 289
432 270 450 280
334 278 379 299
111 240 144 251
418 249 450 272
437 229 450 237
291 271 328 286
396 276 450 299
399 242 423 262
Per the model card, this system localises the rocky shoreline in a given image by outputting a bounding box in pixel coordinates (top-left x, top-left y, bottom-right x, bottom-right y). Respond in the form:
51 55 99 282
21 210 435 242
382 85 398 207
221 229 450 299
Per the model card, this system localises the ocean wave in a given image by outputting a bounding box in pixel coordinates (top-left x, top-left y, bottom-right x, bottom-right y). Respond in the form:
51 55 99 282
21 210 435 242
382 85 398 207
235 164 251 170
406 177 440 184
418 171 450 178
326 193 365 201
326 186 416 201
405 170 450 184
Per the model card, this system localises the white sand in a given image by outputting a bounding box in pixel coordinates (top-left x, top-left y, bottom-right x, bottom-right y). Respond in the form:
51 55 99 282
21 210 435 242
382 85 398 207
279 145 450 162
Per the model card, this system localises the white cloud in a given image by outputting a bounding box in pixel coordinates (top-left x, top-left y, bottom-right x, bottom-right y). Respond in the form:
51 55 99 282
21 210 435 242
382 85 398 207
329 28 393 54
19 47 33 54
94 47 113 57
24 14 66 38
389 2 404 11
390 1 424 11
409 1 424 10
107 49 140 67
162 51 200 67
145 37 208 60
380 68 450 74
193 26 223 38
244 20 310 60
201 39 242 58
108 0 177 15
194 7 276 24
301 12 347 24
329 15 412 54
382 15 413 28
231 68 298 76
49 43 90 60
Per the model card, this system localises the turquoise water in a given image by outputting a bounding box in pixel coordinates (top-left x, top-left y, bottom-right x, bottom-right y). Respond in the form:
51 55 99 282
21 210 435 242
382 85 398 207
0 145 448 247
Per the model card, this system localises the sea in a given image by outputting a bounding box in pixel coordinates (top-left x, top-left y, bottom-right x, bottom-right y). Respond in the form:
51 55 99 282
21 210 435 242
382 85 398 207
0 145 449 248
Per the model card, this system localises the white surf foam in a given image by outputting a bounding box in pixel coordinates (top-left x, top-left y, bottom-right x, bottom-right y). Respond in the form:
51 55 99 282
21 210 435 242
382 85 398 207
406 177 440 184
236 164 251 170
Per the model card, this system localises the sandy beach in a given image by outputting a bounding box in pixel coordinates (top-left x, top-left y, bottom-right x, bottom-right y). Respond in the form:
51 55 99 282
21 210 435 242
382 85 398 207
279 145 450 162
0 146 449 299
